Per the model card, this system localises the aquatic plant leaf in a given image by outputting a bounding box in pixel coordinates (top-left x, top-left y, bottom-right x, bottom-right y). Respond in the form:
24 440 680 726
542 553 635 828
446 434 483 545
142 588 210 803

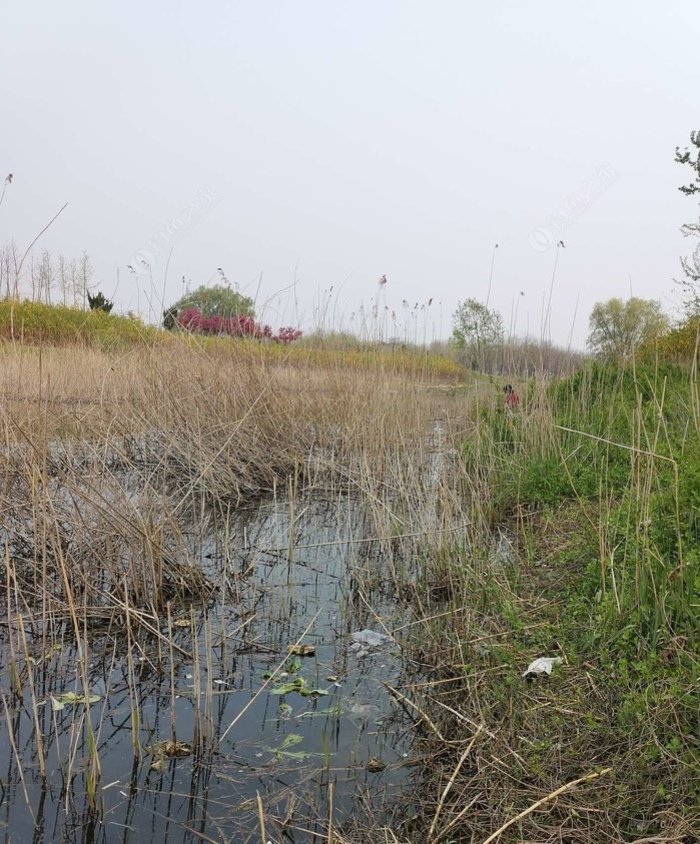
267 734 313 760
270 678 305 695
52 691 101 709
279 733 303 750
298 686 329 697
271 676 328 697
298 704 343 718
278 702 293 718
278 749 313 760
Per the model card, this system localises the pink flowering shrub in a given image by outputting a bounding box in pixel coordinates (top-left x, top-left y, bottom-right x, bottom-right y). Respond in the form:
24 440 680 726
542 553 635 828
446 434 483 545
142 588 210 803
176 308 302 343
275 326 304 344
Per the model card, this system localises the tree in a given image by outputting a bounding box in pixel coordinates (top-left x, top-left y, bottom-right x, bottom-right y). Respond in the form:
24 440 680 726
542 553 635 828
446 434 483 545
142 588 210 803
162 305 178 330
87 290 114 313
675 131 700 311
451 298 503 369
587 297 669 358
165 284 254 328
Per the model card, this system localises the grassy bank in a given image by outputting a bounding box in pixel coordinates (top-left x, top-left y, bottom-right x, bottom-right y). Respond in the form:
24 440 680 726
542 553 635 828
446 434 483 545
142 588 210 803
0 298 161 346
398 361 699 843
0 299 464 380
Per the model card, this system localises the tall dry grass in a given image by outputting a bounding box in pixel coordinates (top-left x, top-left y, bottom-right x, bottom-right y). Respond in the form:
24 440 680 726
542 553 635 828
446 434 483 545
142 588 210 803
2 334 696 843
0 336 479 839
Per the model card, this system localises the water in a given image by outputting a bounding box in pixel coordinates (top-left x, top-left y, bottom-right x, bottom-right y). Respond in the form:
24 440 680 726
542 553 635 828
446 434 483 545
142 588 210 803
0 493 415 843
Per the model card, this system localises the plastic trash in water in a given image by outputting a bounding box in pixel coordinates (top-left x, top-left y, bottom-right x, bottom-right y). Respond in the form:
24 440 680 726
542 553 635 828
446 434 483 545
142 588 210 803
523 656 564 678
350 629 388 657
352 629 386 647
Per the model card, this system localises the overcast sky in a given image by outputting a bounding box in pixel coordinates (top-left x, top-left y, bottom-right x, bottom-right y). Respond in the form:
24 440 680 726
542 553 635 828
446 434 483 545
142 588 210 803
1 1 699 347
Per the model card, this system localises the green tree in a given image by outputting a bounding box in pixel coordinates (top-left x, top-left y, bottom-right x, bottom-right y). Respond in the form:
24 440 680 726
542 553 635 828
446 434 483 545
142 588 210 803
675 131 700 311
165 284 255 327
587 297 669 358
451 298 504 370
87 290 114 313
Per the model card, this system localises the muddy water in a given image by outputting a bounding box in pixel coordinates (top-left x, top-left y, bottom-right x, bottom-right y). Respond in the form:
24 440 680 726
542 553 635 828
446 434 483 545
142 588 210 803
0 494 416 843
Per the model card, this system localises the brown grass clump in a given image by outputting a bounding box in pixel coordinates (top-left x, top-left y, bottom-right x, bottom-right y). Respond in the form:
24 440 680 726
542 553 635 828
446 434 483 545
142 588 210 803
0 334 476 837
0 338 471 627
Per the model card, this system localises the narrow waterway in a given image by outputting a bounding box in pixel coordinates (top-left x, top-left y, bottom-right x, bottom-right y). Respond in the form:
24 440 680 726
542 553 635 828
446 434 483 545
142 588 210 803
0 492 417 843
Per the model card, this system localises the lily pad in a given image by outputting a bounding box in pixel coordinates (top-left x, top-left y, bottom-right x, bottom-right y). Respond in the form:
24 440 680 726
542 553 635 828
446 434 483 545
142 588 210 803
270 676 328 697
50 692 101 711
270 678 305 695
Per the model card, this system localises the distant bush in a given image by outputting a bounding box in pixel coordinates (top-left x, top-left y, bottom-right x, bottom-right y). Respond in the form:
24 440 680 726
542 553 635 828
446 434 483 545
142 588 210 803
176 307 302 343
644 317 700 363
87 290 114 313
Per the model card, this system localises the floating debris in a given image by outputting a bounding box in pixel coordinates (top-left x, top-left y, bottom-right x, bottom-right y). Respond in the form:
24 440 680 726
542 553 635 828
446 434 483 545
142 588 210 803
288 644 316 656
149 739 193 771
150 739 193 758
350 629 388 657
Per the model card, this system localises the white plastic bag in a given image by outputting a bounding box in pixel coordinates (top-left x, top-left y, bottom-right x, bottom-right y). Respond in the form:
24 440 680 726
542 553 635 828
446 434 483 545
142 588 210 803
523 656 563 677
350 629 387 657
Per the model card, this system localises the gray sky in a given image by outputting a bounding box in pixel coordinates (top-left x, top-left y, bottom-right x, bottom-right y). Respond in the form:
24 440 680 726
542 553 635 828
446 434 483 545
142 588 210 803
2 1 699 348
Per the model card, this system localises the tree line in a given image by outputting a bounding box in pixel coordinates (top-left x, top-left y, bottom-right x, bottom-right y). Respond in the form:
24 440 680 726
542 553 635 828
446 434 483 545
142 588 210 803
450 129 700 368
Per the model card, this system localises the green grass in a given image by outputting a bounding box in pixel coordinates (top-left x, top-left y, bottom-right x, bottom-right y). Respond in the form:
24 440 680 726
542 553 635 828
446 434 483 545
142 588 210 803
0 299 160 347
405 359 699 841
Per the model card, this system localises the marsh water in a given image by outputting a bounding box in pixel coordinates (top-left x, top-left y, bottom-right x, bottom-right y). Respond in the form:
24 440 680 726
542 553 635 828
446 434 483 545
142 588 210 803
0 490 420 843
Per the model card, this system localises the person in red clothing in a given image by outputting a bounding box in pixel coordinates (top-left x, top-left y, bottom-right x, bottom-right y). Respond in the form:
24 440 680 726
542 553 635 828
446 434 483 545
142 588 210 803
503 384 520 409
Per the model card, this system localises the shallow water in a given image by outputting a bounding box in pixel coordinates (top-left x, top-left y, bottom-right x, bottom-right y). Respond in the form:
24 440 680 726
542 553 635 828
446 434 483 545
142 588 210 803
0 493 415 843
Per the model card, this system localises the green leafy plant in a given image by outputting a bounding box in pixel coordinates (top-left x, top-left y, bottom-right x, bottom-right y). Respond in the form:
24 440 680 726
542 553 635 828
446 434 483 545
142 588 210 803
86 290 114 313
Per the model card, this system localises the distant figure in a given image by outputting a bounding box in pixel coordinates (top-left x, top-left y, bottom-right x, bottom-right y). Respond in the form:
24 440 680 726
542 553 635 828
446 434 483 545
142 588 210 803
503 384 520 409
